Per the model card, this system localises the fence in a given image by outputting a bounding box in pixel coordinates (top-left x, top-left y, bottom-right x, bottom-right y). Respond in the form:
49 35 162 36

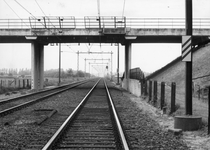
0 78 31 89
142 80 210 126
142 80 176 114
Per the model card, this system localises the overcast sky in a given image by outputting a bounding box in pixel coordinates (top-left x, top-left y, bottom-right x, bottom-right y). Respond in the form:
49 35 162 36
0 0 210 75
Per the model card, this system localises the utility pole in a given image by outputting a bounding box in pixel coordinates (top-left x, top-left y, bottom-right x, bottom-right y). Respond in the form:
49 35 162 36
85 59 110 77
117 43 120 85
58 43 61 85
79 51 113 77
89 62 90 78
77 51 79 72
110 51 113 81
185 0 193 115
85 58 86 76
89 63 109 77
97 0 101 29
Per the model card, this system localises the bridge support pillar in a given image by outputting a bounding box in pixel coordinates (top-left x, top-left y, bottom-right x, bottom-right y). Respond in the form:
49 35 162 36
31 42 44 90
123 42 132 90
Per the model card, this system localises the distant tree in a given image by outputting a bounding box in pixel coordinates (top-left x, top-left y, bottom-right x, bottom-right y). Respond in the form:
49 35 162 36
76 70 85 77
66 68 74 77
8 72 13 76
18 68 31 75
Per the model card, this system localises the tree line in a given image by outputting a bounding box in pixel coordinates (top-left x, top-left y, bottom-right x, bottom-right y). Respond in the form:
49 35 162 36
44 69 91 78
0 68 91 78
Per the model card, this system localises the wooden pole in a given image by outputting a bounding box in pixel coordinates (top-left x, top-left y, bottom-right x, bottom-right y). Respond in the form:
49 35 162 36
160 82 165 109
171 82 176 114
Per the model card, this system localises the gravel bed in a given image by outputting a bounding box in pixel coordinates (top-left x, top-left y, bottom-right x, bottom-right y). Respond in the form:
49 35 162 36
109 84 189 149
0 80 96 150
0 84 79 112
0 79 188 150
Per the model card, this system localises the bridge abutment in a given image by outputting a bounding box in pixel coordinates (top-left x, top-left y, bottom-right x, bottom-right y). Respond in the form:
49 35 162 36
31 42 44 90
122 42 132 91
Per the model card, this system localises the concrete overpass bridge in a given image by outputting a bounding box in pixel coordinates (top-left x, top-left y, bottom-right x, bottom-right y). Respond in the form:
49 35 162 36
0 17 210 44
0 16 210 91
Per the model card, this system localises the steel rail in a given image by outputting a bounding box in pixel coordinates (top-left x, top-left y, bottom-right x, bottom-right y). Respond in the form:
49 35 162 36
104 79 130 150
0 79 91 117
42 78 101 150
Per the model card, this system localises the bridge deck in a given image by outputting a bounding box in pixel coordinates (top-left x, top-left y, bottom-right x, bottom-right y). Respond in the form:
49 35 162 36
0 17 209 44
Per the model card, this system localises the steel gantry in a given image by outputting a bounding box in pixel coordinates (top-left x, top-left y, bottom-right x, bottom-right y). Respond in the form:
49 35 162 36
85 58 110 74
77 51 113 79
88 62 109 77
89 62 109 77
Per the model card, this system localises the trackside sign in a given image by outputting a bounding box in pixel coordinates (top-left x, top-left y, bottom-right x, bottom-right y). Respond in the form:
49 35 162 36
182 36 192 62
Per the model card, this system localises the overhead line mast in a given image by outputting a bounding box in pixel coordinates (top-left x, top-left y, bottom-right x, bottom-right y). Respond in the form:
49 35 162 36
97 0 101 17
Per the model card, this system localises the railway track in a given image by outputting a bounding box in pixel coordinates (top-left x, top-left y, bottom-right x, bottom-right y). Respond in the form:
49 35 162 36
42 78 129 150
0 79 90 117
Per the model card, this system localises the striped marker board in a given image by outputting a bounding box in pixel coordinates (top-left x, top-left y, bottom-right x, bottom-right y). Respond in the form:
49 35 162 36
182 36 192 62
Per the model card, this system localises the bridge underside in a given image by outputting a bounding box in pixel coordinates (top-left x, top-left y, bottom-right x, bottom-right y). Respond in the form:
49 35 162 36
0 35 209 47
0 28 209 46
0 35 181 43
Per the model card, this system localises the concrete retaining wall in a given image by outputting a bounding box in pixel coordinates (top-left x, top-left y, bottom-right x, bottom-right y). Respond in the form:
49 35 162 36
122 79 141 97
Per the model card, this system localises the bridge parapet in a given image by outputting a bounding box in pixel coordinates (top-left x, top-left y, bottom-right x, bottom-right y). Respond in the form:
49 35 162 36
0 17 210 29
0 17 210 43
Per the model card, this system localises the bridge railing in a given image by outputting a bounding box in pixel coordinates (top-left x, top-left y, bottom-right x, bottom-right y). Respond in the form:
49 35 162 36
84 16 126 29
0 19 31 29
126 18 210 29
29 16 76 29
0 17 209 29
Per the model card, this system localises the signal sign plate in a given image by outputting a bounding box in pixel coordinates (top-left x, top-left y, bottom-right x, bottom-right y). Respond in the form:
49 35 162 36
182 36 192 62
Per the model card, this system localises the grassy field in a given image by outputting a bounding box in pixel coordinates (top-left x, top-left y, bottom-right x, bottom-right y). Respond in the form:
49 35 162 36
149 43 210 123
0 77 87 95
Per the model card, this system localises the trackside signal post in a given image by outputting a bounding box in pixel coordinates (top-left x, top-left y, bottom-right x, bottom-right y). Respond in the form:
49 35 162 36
185 0 193 115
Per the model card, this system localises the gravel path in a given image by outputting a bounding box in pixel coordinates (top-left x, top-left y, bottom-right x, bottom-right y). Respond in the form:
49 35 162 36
109 84 189 149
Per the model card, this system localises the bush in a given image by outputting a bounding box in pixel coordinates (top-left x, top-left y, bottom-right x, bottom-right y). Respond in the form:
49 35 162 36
0 87 21 95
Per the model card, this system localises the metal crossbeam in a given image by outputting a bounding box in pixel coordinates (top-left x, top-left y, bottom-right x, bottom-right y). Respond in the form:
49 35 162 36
78 51 113 54
85 59 110 61
89 63 108 64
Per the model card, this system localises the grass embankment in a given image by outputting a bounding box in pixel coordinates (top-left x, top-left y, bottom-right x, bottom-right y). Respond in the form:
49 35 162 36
149 43 210 123
0 87 22 95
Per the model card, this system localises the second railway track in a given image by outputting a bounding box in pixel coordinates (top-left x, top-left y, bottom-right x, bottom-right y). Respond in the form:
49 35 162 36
42 78 129 150
0 79 90 117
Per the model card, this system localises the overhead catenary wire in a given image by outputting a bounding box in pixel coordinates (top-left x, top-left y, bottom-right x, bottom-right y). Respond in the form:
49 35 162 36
122 0 126 17
13 0 47 28
34 0 57 29
34 0 47 16
11 0 105 73
3 0 30 28
34 0 85 63
14 0 37 19
97 0 101 17
12 0 82 71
